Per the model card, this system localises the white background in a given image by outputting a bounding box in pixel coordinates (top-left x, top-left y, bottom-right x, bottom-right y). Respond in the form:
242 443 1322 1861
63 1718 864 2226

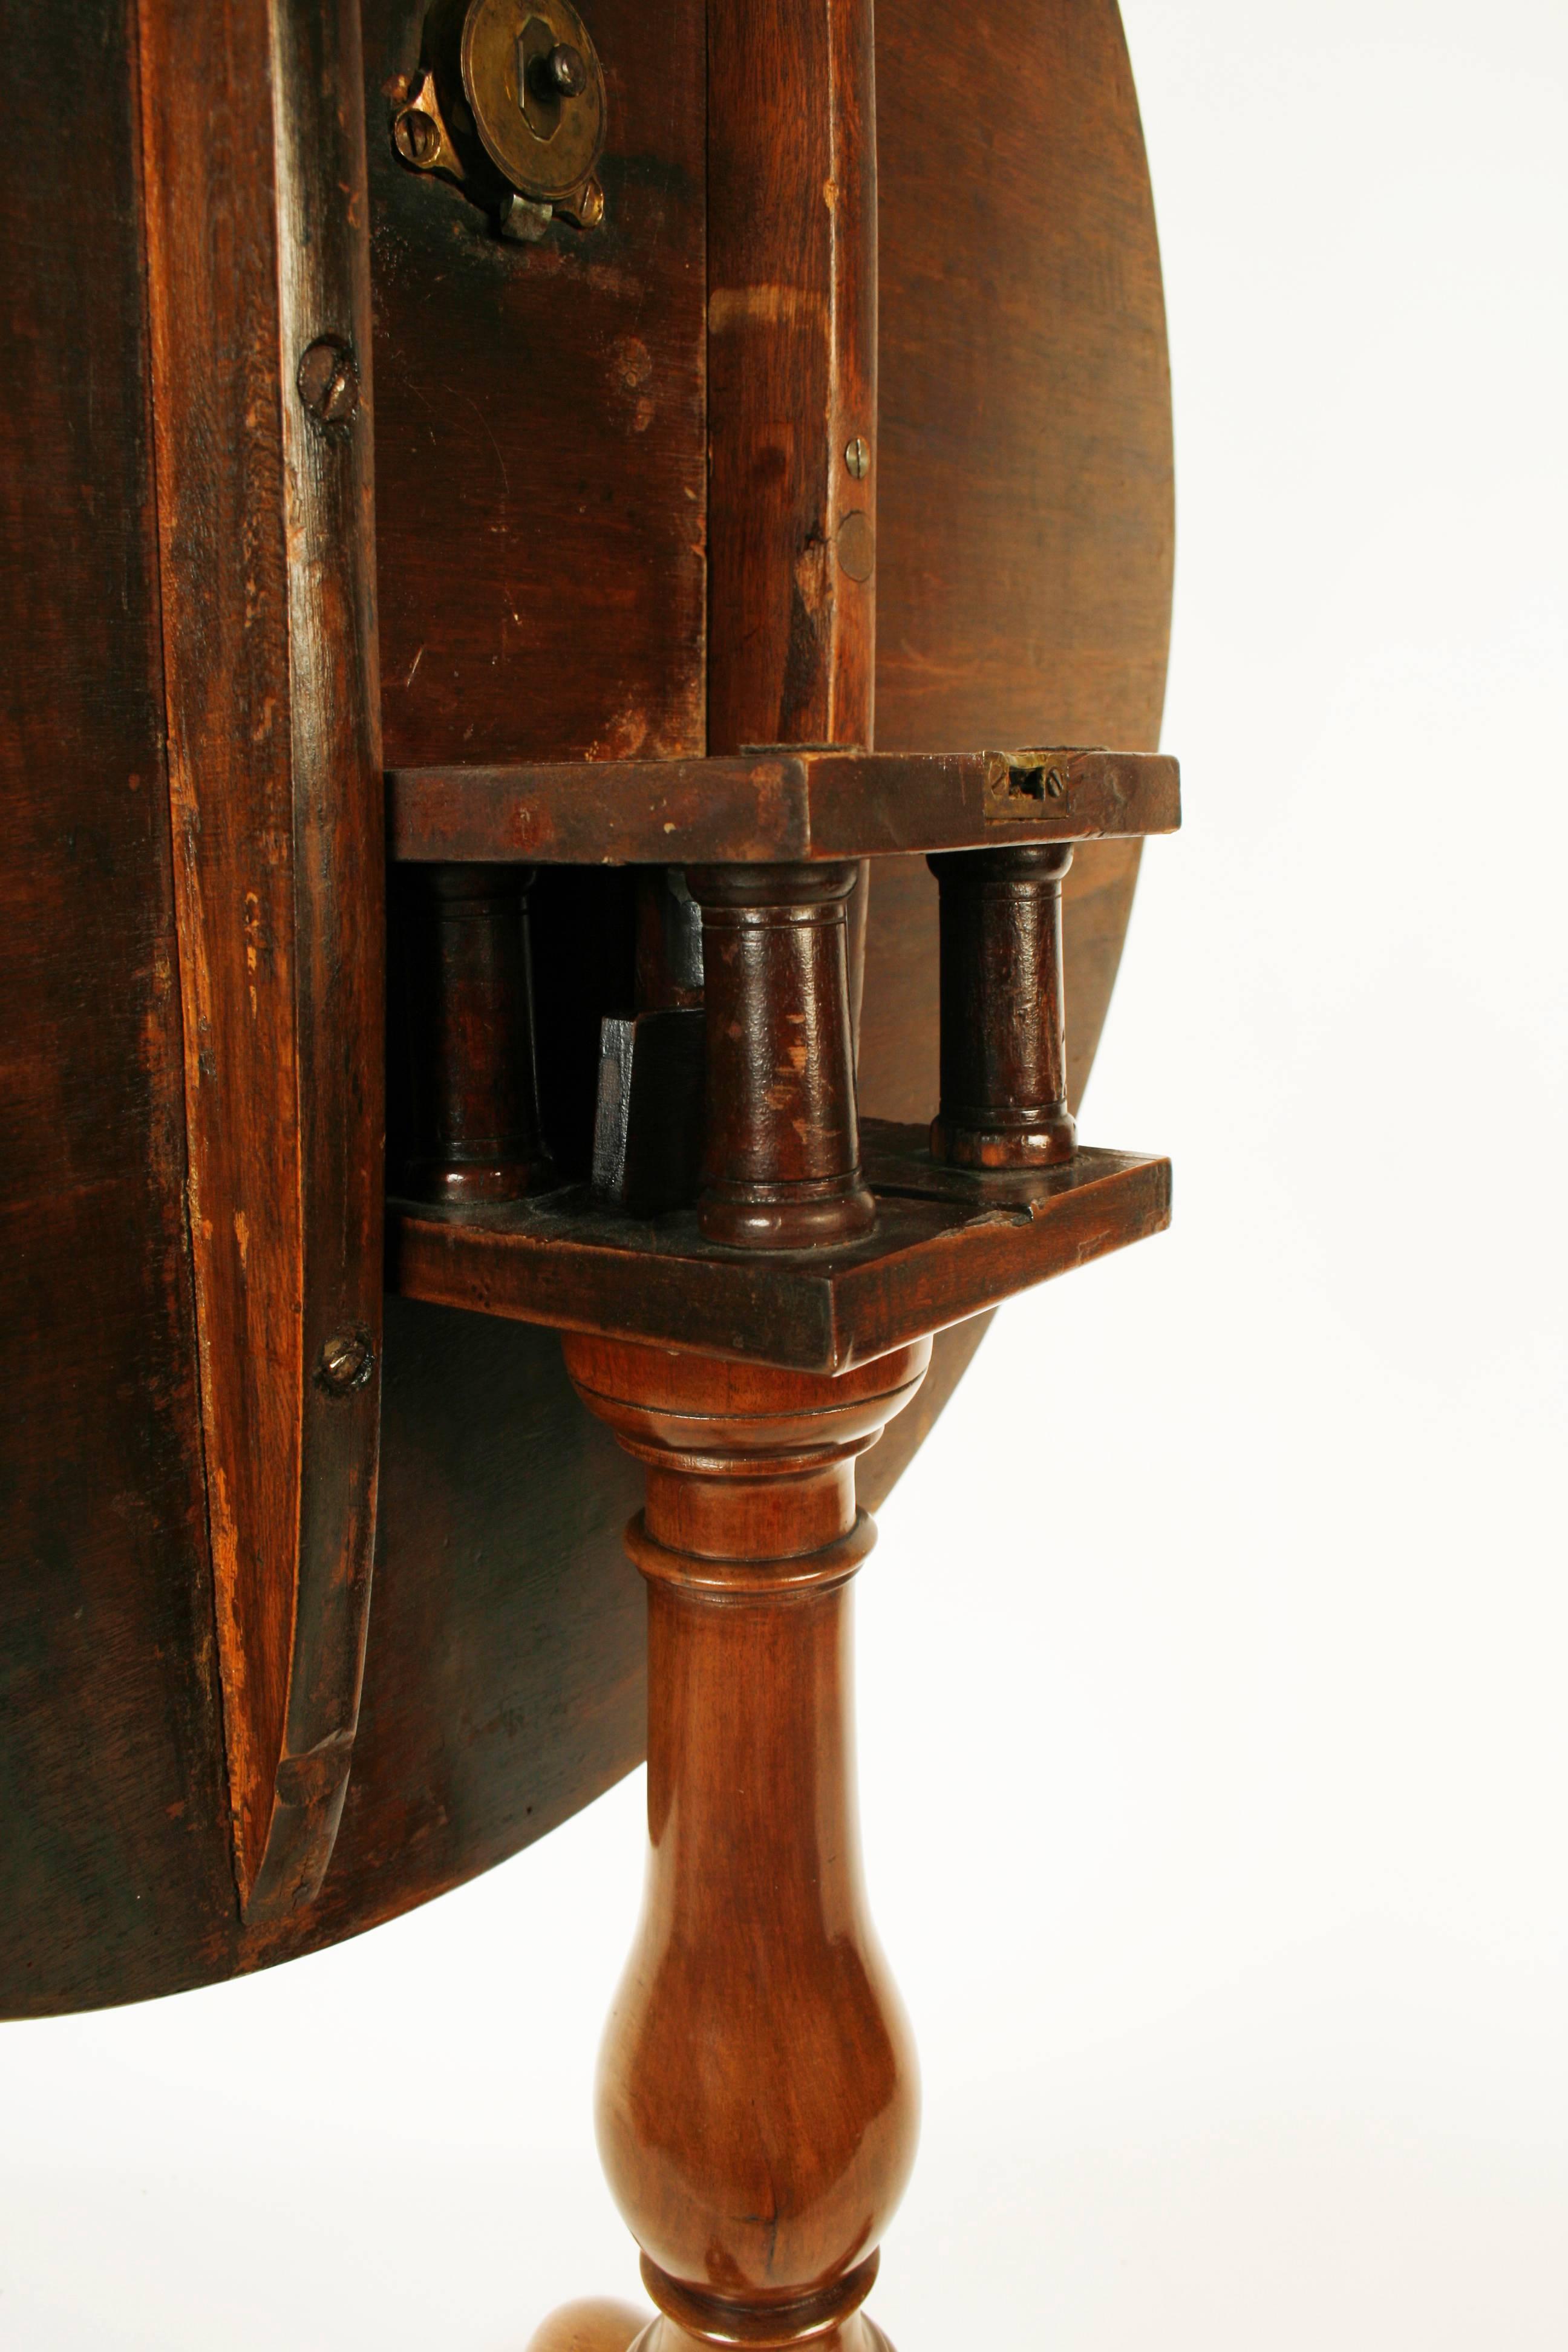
5 2 1567 2344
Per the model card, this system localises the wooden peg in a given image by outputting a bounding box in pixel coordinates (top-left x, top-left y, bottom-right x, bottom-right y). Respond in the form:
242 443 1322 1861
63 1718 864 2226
928 842 1077 1169
395 863 554 1204
687 862 875 1249
561 1334 931 2352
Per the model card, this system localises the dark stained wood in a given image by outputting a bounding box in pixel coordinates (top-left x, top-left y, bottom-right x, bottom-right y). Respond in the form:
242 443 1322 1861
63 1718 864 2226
706 0 876 751
288 1300 647 1961
137 0 385 1921
687 863 875 1249
563 1336 930 2352
930 843 1077 1169
389 1133 1171 1373
394 865 554 1203
364 0 708 766
529 35 1179 2327
859 0 1174 1467
1 0 1174 2023
0 0 235 2018
862 0 1172 1093
387 746 1179 864
2 1294 650 2016
872 0 1172 762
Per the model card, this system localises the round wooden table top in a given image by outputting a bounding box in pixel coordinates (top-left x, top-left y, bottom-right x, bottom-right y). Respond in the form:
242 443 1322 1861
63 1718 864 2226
0 0 1169 2015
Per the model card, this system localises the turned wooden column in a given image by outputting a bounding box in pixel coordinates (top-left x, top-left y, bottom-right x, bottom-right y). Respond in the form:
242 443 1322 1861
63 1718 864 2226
687 863 875 1249
396 863 554 1204
929 843 1077 1169
562 1334 932 2352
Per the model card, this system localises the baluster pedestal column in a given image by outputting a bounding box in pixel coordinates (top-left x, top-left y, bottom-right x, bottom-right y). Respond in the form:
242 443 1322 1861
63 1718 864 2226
560 1334 932 2352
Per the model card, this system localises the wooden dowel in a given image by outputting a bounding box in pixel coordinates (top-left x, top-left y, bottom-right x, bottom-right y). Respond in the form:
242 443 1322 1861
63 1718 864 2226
929 843 1077 1169
688 862 875 1248
396 864 554 1204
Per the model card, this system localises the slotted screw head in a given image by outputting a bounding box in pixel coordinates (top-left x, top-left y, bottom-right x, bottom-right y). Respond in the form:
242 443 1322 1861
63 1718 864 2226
844 435 871 480
394 106 441 166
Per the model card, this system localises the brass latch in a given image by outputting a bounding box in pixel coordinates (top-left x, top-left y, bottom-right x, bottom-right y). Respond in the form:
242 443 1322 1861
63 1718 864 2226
391 0 607 239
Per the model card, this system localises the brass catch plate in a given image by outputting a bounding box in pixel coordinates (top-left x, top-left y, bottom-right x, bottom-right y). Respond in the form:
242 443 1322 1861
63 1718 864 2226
461 0 606 204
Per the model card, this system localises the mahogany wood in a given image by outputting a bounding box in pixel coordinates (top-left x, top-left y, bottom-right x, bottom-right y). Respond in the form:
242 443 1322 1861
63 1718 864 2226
391 1132 1170 1371
861 0 1172 1112
0 0 234 2008
706 0 876 753
136 0 385 1920
687 863 875 1249
858 0 1173 1477
387 746 1179 865
520 13 1175 2330
1 0 1173 2018
394 864 554 1203
563 1336 930 2352
930 843 1077 1169
364 0 708 766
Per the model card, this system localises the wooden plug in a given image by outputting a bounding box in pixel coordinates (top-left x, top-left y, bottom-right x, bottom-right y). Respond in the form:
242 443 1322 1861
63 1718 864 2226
928 843 1077 1169
394 864 554 1204
687 862 876 1249
561 1335 930 2352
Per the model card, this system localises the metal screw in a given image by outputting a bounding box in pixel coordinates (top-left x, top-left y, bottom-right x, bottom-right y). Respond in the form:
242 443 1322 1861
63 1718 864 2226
546 41 588 94
1045 768 1065 799
316 1330 374 1395
844 435 871 480
558 174 606 230
297 339 360 428
393 106 441 167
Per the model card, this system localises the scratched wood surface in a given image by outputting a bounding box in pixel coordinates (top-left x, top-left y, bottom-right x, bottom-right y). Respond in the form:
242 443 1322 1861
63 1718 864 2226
0 0 237 2013
138 0 387 1926
705 0 877 753
0 0 1171 2013
365 0 708 766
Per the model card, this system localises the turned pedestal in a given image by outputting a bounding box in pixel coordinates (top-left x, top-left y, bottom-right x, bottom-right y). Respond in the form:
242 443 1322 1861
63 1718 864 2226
562 1334 931 2352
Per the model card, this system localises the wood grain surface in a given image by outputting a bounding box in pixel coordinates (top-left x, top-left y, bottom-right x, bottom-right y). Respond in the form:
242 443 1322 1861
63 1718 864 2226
0 0 235 2015
390 1136 1171 1371
386 746 1180 864
365 0 708 766
858 0 1172 1497
139 0 385 1922
0 0 1172 2013
705 0 877 751
564 1336 931 2351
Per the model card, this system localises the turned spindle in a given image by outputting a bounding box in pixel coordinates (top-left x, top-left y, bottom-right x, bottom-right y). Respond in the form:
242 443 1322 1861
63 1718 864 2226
396 863 554 1204
562 1334 930 2352
686 863 876 1249
928 841 1077 1169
